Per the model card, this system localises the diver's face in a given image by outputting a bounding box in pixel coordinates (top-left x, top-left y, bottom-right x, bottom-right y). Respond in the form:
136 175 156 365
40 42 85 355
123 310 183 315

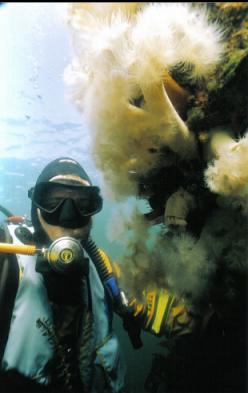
36 182 96 241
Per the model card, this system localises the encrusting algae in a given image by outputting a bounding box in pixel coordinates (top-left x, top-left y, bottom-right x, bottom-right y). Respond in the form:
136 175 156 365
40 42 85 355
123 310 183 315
65 2 248 309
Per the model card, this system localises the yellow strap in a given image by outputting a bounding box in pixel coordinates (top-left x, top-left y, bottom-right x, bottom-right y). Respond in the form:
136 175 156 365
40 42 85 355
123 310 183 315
151 289 171 334
112 261 121 278
145 291 156 329
99 249 113 274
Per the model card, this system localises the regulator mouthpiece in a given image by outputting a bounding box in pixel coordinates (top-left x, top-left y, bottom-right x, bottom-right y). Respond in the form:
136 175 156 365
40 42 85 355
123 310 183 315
43 236 85 273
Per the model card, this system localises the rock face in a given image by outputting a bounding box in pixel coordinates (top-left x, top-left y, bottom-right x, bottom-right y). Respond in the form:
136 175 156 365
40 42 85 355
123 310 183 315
64 3 248 392
186 3 248 135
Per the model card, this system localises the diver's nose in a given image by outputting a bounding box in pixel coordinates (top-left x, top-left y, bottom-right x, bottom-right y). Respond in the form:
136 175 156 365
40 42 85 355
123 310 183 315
59 198 79 227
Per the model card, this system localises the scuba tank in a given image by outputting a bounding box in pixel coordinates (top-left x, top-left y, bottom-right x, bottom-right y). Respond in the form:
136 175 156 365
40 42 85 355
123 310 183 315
0 206 23 361
0 204 142 349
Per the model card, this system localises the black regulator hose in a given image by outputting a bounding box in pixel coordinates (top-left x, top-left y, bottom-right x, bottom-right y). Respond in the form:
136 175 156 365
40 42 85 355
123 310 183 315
83 237 110 281
0 205 13 218
83 237 143 349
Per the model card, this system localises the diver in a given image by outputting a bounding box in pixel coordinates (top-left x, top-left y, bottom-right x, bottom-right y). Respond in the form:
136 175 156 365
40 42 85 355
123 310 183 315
0 157 126 393
0 157 197 393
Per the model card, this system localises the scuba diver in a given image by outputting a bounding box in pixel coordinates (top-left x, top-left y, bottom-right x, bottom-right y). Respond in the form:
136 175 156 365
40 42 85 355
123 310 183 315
0 157 127 393
0 157 195 393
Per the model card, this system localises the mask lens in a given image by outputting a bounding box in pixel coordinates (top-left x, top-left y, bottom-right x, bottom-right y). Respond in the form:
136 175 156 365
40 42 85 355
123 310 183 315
29 182 103 216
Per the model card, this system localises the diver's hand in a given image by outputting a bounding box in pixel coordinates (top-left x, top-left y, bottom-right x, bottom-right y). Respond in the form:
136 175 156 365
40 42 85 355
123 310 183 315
130 290 195 337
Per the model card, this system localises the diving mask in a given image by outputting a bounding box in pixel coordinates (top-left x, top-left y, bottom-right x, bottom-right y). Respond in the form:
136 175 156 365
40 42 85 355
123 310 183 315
29 181 103 227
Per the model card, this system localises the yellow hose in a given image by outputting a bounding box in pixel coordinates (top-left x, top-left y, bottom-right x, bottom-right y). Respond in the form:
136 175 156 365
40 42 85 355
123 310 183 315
0 242 37 255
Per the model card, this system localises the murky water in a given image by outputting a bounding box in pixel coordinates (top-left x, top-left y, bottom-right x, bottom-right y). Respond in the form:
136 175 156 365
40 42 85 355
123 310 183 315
0 4 164 392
